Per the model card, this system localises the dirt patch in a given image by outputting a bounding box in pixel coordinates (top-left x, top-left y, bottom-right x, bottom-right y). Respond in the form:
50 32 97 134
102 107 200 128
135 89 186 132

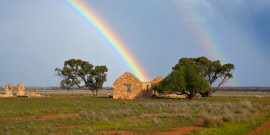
36 113 79 120
197 118 204 122
149 125 203 135
167 121 178 125
98 130 137 135
136 128 156 130
0 113 79 120
98 124 203 135
58 125 87 129
153 119 203 135
56 133 67 135
126 114 155 120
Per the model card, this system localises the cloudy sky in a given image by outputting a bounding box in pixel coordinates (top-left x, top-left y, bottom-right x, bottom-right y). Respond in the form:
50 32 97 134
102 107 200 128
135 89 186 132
0 0 270 87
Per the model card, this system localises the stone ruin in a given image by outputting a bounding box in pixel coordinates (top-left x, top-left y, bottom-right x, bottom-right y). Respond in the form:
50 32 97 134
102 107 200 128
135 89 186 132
28 92 42 98
5 83 13 97
0 83 14 97
113 72 164 99
16 83 26 96
1 83 44 98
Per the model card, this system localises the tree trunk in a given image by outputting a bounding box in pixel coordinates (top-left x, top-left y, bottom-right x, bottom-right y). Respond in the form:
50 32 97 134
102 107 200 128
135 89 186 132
91 89 98 96
89 90 96 96
95 89 98 96
188 93 195 100
88 86 98 96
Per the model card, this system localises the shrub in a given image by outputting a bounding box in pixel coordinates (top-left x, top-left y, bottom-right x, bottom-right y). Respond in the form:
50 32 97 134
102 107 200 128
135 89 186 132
203 115 223 127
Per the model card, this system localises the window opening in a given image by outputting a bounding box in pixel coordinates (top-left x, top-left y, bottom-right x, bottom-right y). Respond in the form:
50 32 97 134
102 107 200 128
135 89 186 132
125 84 131 92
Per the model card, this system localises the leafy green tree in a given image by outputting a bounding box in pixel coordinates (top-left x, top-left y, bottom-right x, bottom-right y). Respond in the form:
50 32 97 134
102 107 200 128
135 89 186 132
173 56 235 97
55 59 108 95
155 63 209 100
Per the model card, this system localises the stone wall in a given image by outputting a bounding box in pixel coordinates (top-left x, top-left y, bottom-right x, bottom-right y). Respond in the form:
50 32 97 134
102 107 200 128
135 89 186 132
142 82 151 90
150 76 164 96
150 76 164 86
140 82 153 98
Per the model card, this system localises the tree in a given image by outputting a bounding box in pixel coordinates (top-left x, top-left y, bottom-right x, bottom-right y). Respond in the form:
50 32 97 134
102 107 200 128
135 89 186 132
155 63 209 100
173 56 235 97
55 59 108 95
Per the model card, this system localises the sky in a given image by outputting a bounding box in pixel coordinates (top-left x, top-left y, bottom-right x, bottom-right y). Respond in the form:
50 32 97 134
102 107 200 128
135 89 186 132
0 0 270 87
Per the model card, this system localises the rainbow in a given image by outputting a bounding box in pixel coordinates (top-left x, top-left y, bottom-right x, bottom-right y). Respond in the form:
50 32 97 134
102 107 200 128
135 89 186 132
64 0 150 82
173 0 237 86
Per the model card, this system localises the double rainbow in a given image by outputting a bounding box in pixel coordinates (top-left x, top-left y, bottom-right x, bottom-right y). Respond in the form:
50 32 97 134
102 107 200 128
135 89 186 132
173 0 237 86
175 1 225 62
64 0 236 86
64 0 150 82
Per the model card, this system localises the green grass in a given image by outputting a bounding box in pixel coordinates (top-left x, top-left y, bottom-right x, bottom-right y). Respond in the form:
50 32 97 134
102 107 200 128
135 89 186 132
258 128 270 135
0 93 269 135
188 109 270 135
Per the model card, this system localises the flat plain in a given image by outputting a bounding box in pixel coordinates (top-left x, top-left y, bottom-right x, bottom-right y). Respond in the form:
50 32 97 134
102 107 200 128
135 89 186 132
0 90 270 135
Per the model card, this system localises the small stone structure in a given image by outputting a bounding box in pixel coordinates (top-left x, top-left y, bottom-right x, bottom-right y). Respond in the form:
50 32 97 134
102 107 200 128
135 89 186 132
1 83 45 98
28 92 42 98
113 72 164 99
164 94 187 98
5 83 14 97
0 83 14 97
16 83 27 96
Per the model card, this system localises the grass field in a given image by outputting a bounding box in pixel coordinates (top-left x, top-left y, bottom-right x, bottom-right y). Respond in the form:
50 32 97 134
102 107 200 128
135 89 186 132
0 90 270 135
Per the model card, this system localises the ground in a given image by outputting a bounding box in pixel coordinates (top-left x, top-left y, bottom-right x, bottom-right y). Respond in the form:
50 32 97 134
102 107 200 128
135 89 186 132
0 90 269 135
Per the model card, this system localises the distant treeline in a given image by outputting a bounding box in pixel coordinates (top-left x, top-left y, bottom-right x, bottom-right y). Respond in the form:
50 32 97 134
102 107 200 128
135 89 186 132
213 87 270 92
1 86 269 92
0 86 113 91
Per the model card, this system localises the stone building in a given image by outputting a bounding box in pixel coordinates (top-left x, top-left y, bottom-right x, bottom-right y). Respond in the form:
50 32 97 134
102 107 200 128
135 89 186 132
113 72 163 99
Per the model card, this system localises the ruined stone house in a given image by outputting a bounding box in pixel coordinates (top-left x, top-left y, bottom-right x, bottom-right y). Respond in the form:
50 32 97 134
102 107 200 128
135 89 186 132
113 72 163 99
